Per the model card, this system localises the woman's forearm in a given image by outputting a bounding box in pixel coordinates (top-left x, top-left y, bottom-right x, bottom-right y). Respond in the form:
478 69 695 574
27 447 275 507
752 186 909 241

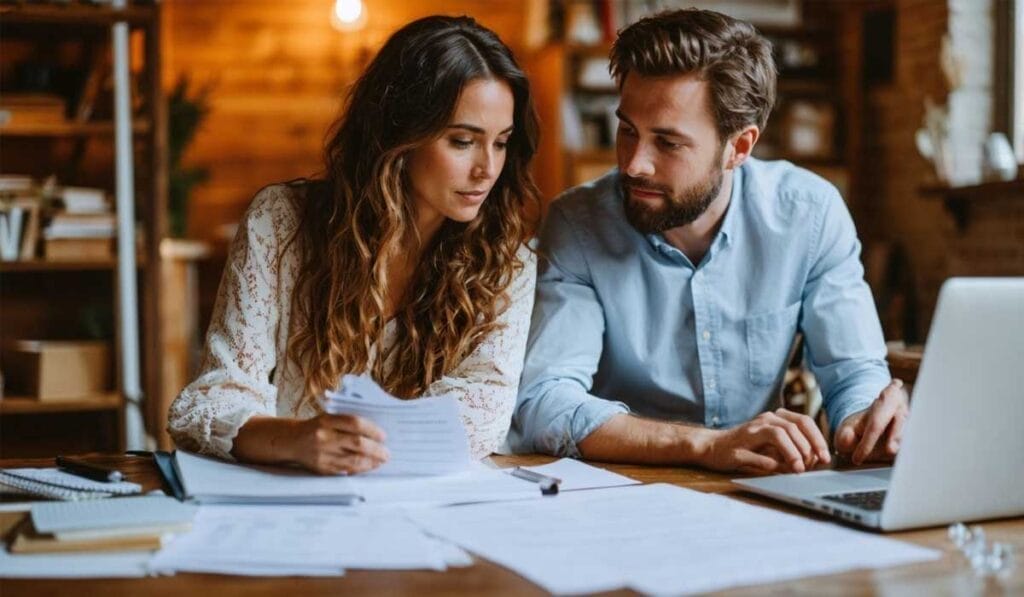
231 415 303 466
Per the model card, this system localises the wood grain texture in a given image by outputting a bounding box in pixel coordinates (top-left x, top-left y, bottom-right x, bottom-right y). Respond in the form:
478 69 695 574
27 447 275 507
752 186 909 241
163 0 531 244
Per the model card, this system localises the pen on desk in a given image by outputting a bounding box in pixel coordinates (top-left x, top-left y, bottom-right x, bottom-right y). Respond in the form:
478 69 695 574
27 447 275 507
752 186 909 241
56 456 124 483
511 466 561 495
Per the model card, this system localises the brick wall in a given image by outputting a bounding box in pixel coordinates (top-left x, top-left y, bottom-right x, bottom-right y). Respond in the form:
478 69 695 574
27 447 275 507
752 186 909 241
862 0 1024 340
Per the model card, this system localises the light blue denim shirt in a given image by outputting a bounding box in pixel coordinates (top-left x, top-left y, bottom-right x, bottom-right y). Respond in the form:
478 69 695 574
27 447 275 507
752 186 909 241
510 158 890 457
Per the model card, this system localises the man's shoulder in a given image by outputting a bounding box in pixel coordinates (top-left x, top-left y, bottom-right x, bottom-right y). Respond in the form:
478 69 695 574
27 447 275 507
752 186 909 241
548 168 623 220
539 169 640 264
743 158 842 209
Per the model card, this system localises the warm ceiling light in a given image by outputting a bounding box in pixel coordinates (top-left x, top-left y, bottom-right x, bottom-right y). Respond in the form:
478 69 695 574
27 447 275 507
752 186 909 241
332 0 367 31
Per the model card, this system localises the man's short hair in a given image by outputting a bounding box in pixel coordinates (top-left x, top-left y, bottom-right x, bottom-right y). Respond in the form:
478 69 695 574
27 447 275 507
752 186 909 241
610 8 777 140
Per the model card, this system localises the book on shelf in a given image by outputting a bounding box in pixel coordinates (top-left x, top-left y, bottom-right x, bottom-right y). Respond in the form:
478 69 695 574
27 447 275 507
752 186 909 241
0 94 67 129
0 198 41 261
60 186 110 214
0 175 35 194
44 215 116 239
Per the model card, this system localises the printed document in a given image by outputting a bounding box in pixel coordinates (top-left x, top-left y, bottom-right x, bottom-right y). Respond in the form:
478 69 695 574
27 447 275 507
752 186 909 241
149 505 445 575
407 483 941 595
322 375 472 475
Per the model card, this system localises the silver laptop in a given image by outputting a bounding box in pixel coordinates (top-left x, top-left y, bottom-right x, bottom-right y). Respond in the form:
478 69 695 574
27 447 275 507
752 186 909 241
734 277 1024 531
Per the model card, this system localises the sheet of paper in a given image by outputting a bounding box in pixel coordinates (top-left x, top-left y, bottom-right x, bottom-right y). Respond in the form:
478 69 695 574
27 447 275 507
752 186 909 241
148 505 446 575
354 467 542 508
322 374 472 476
506 458 641 492
175 450 360 504
0 546 152 578
408 483 942 595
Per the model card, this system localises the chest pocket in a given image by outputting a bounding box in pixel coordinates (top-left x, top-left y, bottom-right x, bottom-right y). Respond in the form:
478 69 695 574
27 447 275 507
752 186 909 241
744 301 802 387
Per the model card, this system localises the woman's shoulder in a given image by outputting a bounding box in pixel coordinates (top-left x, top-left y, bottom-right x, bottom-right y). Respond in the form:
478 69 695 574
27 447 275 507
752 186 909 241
515 241 538 270
241 180 320 240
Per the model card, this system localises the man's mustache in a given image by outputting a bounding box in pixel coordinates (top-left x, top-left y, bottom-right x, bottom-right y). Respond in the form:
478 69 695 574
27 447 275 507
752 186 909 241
622 175 671 196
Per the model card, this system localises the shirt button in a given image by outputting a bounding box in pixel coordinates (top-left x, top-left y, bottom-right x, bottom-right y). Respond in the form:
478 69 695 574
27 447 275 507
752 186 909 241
708 379 716 389
711 416 721 426
702 330 711 341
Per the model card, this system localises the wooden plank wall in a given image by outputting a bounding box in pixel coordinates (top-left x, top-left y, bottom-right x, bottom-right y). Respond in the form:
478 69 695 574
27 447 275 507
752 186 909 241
163 0 532 244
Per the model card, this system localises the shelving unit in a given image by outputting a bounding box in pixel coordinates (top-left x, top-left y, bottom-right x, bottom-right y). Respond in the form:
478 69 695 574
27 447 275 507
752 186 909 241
921 177 1024 231
0 2 166 458
529 1 874 204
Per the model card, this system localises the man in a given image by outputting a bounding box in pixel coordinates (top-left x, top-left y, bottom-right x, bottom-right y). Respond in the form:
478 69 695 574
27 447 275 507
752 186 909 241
510 8 908 474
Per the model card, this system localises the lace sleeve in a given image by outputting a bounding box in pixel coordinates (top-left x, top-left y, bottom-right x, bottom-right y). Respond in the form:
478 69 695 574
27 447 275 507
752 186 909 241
426 246 538 459
167 185 298 460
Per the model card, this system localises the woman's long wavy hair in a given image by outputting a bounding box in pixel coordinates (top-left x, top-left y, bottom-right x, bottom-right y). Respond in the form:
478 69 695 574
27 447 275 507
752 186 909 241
286 15 540 407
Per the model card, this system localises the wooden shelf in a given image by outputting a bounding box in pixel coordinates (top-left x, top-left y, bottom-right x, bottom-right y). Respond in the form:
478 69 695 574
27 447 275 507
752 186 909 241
0 4 155 26
1 259 113 273
0 256 147 273
0 120 152 137
0 393 121 415
920 177 1024 231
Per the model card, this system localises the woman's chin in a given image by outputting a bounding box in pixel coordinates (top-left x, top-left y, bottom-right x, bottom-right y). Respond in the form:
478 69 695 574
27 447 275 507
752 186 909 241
447 207 483 223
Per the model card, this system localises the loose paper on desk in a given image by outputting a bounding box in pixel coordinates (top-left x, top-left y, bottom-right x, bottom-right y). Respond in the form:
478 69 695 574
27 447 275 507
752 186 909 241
408 483 941 595
322 374 473 475
148 505 445 576
505 458 640 492
175 450 539 507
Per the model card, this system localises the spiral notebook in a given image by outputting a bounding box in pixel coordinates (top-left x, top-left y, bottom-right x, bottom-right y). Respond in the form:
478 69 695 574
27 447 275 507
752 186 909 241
0 468 142 501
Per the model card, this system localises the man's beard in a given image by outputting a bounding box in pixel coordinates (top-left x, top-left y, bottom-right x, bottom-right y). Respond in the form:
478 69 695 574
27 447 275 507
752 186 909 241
621 165 724 235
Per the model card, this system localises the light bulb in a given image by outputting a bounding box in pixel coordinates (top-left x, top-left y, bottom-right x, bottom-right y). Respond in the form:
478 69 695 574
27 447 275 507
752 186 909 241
332 0 366 30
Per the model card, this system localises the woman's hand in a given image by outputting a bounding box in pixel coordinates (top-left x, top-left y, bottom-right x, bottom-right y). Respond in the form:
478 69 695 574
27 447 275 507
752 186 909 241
232 414 389 475
291 413 390 475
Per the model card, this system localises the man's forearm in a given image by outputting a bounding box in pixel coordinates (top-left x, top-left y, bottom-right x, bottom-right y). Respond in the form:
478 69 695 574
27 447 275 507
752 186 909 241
577 413 714 465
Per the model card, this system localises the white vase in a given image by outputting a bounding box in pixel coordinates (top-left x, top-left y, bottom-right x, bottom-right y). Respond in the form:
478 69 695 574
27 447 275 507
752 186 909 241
983 132 1019 182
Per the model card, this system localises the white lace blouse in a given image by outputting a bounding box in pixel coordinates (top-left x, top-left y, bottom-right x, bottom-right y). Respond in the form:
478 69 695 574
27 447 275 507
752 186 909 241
167 184 537 461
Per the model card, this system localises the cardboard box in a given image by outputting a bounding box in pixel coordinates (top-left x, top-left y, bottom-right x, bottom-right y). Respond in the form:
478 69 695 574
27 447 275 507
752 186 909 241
2 340 111 401
44 237 115 261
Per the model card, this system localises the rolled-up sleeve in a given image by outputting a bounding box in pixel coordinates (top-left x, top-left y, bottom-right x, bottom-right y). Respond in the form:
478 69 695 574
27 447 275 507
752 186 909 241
510 204 629 457
427 246 537 459
167 187 289 459
801 189 890 433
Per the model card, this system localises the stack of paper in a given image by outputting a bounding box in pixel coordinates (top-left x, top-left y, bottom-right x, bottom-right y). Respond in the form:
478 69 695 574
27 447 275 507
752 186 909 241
407 483 942 595
12 496 197 555
174 450 541 507
322 374 473 476
148 505 455 576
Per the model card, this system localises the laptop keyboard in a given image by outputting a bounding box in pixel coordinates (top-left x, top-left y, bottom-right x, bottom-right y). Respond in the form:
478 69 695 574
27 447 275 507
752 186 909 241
821 490 887 511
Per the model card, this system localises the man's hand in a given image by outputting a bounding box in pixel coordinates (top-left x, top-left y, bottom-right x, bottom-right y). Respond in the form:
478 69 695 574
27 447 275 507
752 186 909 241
698 408 832 474
834 379 910 465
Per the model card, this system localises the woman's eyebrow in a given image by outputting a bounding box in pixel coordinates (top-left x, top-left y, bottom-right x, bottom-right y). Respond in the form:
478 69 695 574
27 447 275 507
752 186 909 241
447 123 514 135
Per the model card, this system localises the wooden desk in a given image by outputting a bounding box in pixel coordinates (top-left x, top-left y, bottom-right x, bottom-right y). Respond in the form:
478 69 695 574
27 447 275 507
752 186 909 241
2 454 1021 595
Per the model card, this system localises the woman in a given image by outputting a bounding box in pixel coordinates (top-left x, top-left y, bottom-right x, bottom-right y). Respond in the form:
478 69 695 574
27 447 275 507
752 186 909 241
168 15 540 475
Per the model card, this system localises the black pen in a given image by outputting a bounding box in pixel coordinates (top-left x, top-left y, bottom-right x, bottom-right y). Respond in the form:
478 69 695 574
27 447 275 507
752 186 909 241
511 466 561 495
56 456 124 483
